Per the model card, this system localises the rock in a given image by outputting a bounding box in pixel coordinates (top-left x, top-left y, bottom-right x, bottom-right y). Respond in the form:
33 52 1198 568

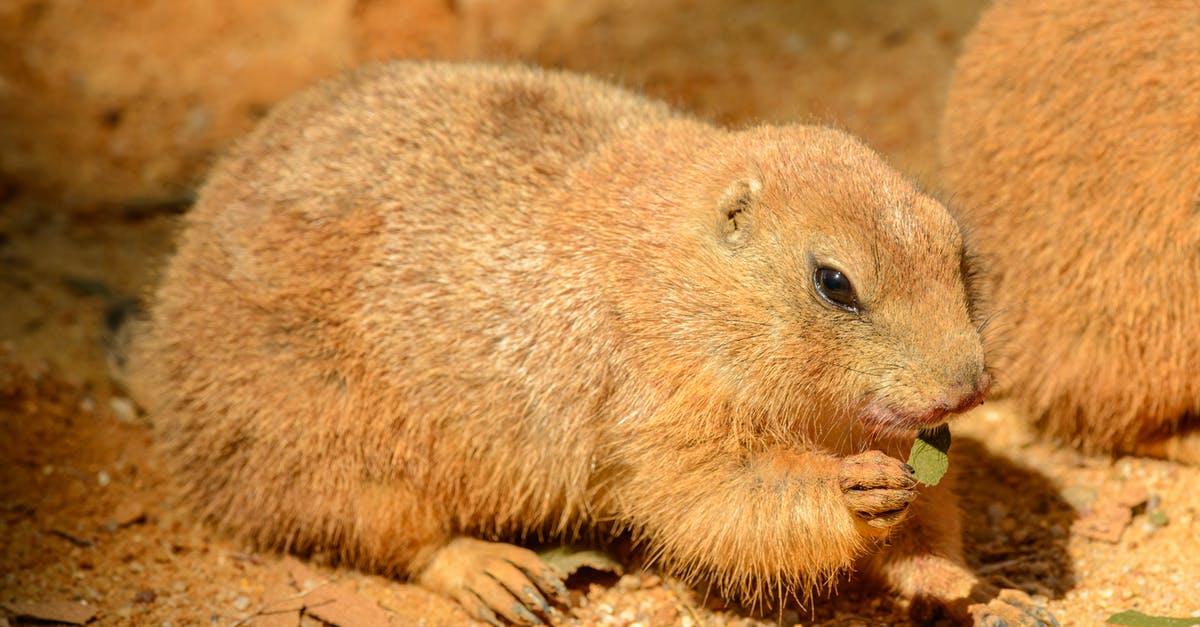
109 396 138 423
107 501 147 529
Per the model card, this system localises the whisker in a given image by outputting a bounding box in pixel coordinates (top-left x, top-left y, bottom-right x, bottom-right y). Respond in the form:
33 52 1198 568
763 356 887 379
711 332 773 351
687 314 774 328
976 307 1010 334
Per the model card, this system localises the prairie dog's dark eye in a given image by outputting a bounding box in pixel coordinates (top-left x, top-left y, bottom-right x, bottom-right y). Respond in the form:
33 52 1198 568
814 266 861 313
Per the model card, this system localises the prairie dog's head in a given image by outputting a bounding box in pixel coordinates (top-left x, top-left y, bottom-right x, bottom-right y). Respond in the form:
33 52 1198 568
660 125 987 438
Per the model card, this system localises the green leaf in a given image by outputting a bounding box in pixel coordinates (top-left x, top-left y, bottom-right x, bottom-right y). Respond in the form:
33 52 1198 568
907 424 951 486
1107 609 1199 627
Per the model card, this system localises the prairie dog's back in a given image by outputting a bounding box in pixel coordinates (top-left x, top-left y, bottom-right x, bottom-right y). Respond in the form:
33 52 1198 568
200 61 677 272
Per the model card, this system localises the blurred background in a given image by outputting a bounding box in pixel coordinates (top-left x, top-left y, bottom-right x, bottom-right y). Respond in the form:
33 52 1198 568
0 0 985 381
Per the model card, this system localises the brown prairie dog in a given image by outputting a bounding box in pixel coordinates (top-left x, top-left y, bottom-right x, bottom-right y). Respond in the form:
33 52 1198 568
130 61 1053 625
939 0 1200 462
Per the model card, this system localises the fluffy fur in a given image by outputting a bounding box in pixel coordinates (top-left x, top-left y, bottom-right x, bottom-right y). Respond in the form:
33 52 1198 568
131 61 1048 623
939 0 1200 460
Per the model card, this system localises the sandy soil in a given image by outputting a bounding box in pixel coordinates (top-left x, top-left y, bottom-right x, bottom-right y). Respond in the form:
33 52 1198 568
2 1 1199 625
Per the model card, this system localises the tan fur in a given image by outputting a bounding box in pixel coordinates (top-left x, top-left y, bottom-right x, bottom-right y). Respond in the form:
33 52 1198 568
939 0 1200 460
132 61 1027 622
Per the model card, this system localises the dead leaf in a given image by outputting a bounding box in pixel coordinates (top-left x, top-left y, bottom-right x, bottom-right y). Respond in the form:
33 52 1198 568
538 546 624 577
281 557 389 626
1114 484 1149 509
2 601 98 625
304 583 390 627
283 556 325 591
1072 502 1133 543
251 582 302 627
259 582 306 614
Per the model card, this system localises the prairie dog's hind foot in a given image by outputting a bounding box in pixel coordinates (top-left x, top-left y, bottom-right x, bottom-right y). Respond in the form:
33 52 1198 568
417 537 569 625
967 588 1058 627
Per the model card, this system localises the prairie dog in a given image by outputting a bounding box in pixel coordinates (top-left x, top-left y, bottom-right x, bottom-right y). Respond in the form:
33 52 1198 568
131 61 1053 624
939 0 1200 461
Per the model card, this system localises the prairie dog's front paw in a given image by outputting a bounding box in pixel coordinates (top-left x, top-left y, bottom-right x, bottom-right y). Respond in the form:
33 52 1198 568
839 450 918 533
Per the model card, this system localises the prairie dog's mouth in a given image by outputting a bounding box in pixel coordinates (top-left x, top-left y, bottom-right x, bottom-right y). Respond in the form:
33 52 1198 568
856 405 942 439
856 371 990 435
856 394 985 438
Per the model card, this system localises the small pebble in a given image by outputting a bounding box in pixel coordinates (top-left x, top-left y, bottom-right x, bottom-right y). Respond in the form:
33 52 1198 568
616 574 640 592
231 596 251 611
97 471 111 487
987 502 1008 525
134 589 156 603
1060 485 1097 512
829 29 852 52
110 397 137 423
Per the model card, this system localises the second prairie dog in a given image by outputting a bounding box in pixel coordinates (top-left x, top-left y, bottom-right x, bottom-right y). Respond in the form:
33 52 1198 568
131 61 1054 625
939 0 1200 461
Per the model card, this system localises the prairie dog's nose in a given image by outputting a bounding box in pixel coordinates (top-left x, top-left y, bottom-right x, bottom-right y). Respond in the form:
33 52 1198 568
946 369 990 414
941 329 988 409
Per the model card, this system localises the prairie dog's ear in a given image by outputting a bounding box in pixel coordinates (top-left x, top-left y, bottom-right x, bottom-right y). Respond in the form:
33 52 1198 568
719 178 763 246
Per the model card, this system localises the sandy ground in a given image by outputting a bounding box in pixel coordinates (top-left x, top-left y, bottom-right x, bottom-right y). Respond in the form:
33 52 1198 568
3 1 1199 625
